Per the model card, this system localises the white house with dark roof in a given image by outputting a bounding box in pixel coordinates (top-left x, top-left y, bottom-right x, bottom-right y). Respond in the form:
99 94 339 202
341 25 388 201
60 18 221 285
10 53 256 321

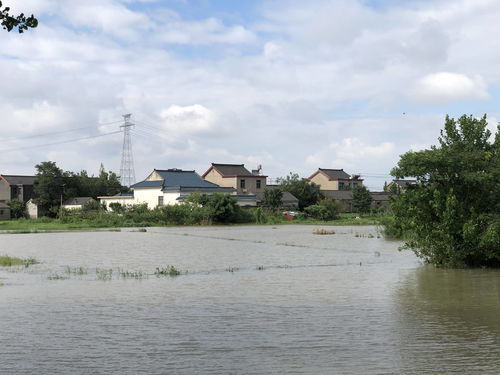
99 168 257 210
308 168 363 191
202 163 267 195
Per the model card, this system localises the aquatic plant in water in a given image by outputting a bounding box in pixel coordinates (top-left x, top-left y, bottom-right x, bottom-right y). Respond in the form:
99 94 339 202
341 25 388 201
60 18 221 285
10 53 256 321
0 255 38 268
96 268 113 280
312 228 336 235
155 266 181 277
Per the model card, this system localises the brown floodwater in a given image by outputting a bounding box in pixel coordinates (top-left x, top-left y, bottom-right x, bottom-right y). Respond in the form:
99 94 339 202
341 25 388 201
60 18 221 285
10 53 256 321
0 225 499 374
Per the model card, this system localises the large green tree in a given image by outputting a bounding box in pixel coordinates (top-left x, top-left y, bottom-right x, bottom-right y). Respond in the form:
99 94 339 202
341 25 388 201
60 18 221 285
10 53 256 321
351 185 372 213
0 2 37 32
390 114 500 267
34 161 66 217
278 173 320 210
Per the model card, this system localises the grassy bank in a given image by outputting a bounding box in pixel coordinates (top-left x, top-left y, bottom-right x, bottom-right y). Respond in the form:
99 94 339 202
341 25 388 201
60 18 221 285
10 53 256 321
0 211 390 232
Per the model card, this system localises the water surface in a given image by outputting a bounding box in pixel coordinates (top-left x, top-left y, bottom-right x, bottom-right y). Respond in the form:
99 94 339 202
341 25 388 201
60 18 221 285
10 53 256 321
1 225 499 374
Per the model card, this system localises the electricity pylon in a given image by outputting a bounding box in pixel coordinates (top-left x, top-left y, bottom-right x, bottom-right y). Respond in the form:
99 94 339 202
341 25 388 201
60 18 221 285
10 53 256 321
119 114 136 187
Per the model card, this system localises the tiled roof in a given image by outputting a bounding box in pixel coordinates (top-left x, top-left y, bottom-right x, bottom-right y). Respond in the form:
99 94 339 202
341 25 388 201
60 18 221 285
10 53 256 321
132 169 234 191
1 175 36 185
392 179 417 187
318 168 352 179
211 163 252 176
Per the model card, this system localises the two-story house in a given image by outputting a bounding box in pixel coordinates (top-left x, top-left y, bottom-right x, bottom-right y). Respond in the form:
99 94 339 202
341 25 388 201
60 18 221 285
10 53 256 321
202 163 267 195
307 168 363 191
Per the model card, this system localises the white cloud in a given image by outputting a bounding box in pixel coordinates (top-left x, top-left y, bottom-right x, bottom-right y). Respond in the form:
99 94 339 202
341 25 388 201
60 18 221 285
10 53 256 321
158 105 217 134
411 72 489 104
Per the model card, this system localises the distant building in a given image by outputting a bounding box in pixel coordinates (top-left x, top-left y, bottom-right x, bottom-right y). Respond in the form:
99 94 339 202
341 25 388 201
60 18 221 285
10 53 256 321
387 179 417 193
99 168 257 209
0 175 36 203
256 185 299 209
308 168 363 191
62 197 96 210
202 163 267 195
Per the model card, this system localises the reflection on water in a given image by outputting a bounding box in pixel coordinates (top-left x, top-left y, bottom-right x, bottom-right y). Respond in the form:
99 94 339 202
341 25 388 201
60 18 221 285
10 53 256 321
394 267 500 374
0 225 499 374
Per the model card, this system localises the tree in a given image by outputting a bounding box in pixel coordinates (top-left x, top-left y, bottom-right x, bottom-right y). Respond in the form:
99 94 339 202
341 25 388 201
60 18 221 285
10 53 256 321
304 197 340 220
204 193 238 223
352 185 372 213
278 172 320 210
263 188 283 210
34 161 65 217
390 114 500 267
7 199 25 219
0 2 37 33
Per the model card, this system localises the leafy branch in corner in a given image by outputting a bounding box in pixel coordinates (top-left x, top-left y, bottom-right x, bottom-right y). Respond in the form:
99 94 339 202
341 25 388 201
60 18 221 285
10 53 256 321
0 1 38 33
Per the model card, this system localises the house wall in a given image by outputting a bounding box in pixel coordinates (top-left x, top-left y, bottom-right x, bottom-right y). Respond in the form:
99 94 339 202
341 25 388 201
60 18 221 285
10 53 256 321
0 206 10 220
310 173 339 190
204 170 266 195
133 187 165 209
99 197 134 210
0 180 10 203
145 171 163 181
203 169 236 188
235 176 266 195
26 200 41 219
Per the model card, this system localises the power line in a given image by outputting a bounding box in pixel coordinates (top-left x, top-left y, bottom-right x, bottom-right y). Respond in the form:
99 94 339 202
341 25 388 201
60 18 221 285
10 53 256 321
0 130 122 152
3 120 122 142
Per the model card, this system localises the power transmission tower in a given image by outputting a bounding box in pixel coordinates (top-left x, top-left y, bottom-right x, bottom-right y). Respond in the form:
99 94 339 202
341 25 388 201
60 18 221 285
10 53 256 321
119 114 136 187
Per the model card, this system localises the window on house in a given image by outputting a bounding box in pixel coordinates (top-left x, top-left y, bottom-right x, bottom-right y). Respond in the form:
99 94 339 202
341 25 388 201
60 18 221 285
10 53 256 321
0 210 3 215
240 179 246 189
158 196 164 206
339 182 345 190
256 180 261 189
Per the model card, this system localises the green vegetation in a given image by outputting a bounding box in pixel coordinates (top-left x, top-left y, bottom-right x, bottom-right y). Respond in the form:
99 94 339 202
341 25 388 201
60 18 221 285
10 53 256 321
118 269 147 279
0 2 37 32
389 114 500 267
312 228 336 235
352 186 372 214
47 273 68 280
34 161 126 217
263 188 283 210
65 266 87 275
304 197 341 220
278 172 320 210
0 255 38 267
155 266 181 277
95 268 113 280
7 199 26 219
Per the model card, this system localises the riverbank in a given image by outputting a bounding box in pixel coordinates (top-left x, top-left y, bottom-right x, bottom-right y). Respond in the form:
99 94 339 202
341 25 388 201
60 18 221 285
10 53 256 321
0 212 389 231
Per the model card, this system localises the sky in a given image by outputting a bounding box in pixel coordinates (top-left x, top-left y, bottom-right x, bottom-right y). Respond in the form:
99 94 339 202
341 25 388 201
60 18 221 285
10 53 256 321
1 0 500 190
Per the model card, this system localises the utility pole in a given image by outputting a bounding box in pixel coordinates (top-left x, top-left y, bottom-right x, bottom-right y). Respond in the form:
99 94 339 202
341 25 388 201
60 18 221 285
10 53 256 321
119 114 136 187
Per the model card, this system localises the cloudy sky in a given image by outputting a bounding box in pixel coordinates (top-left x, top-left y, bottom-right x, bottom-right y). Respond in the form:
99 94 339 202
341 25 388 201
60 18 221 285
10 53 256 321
2 0 499 189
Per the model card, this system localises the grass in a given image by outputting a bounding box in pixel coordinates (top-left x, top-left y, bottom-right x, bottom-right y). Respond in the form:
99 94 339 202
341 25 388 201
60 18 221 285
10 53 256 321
65 266 88 275
47 273 68 280
96 268 113 280
155 266 181 277
312 228 336 235
0 255 38 267
118 268 147 279
226 267 239 272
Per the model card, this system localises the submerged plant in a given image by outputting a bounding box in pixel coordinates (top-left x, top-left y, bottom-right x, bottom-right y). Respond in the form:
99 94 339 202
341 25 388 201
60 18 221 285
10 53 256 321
0 255 38 268
312 228 336 235
226 267 239 273
118 268 147 279
155 266 181 277
65 266 87 275
47 273 68 280
256 265 264 271
96 268 113 280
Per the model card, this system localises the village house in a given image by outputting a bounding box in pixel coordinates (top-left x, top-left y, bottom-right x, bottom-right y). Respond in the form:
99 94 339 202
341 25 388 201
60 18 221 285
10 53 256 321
62 197 96 210
307 168 363 191
202 163 267 195
0 175 36 204
99 168 257 210
387 179 417 193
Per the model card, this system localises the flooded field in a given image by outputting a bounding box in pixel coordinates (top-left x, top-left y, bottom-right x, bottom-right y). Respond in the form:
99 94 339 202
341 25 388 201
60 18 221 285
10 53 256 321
1 225 499 374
